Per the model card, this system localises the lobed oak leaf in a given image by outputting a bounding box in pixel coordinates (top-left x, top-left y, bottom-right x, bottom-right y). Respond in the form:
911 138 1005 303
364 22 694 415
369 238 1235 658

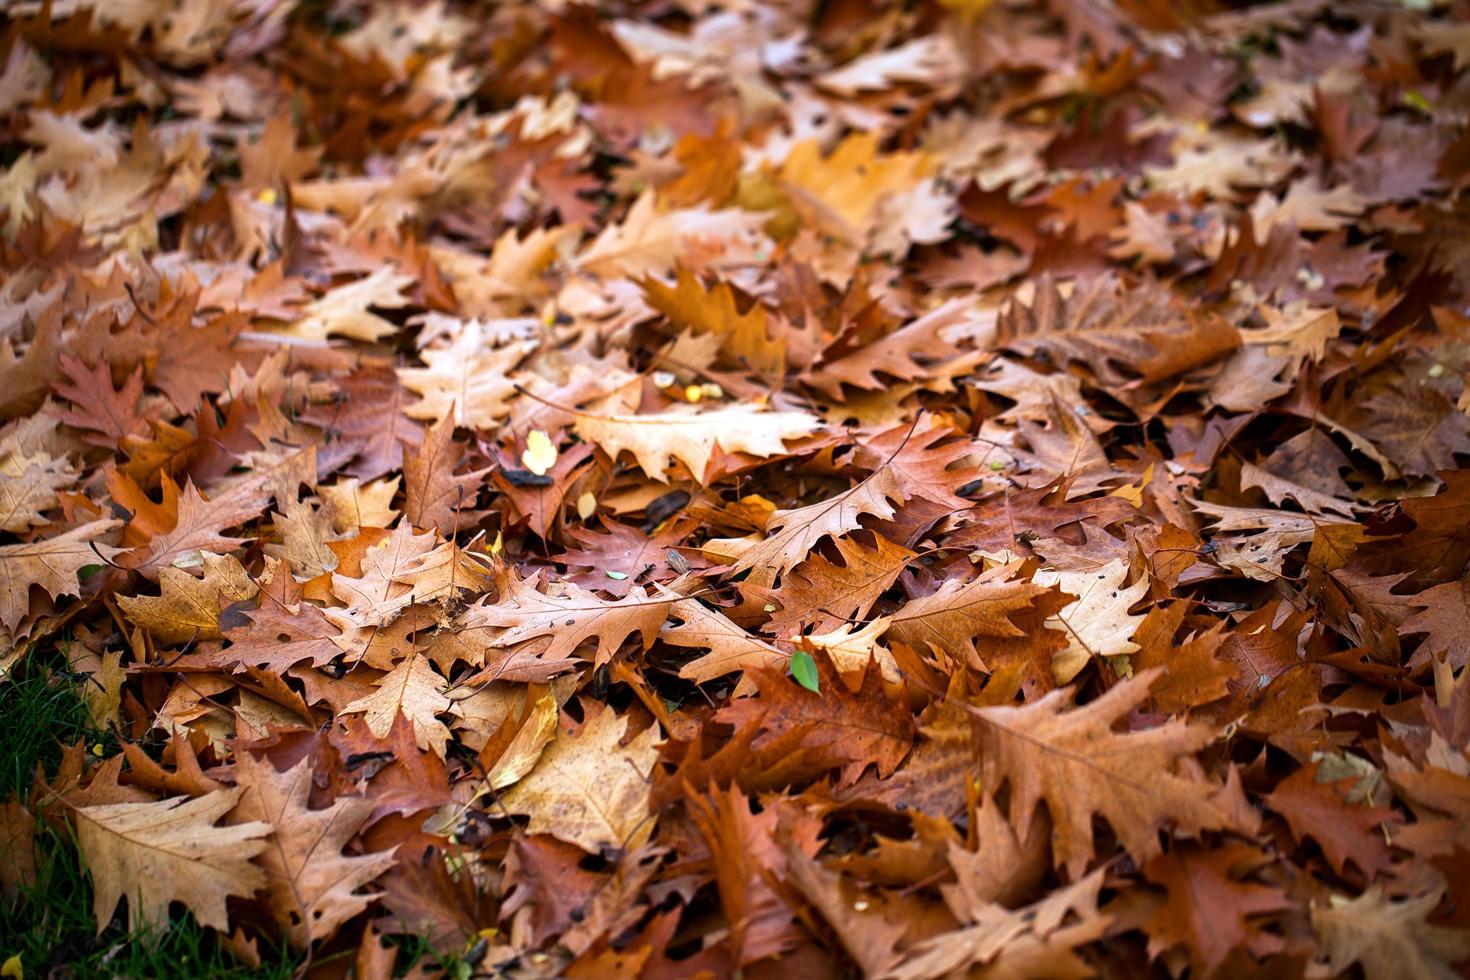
237 110 321 192
643 266 783 374
117 552 256 643
726 467 904 585
1401 579 1470 671
1355 386 1470 481
401 415 485 533
110 465 287 580
782 849 909 977
0 519 121 631
971 668 1236 876
327 521 437 628
816 35 960 97
230 753 396 948
270 497 340 580
499 705 660 854
886 563 1066 671
801 301 973 400
803 618 899 681
718 650 913 785
318 477 400 533
573 405 820 484
1033 557 1149 684
888 870 1110 980
213 561 344 674
398 323 533 431
558 518 689 599
1264 762 1397 880
0 453 77 533
942 795 1051 913
340 653 451 757
1130 604 1236 714
754 531 914 635
273 268 414 344
52 354 149 448
477 567 674 668
1142 844 1290 977
689 789 822 966
1312 884 1470 980
74 787 270 933
665 593 788 687
575 191 769 278
499 834 606 948
390 535 494 605
301 369 423 482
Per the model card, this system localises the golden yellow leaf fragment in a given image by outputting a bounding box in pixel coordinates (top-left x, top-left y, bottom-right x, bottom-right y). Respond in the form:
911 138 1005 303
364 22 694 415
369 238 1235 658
483 693 559 792
521 430 557 476
777 134 932 239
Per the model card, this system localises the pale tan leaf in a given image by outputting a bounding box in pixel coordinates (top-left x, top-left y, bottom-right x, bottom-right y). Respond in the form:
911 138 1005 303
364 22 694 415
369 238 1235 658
276 268 414 344
0 519 121 631
1033 559 1149 684
340 653 451 757
574 405 820 484
231 753 397 948
1312 885 1470 980
499 705 660 853
75 788 270 933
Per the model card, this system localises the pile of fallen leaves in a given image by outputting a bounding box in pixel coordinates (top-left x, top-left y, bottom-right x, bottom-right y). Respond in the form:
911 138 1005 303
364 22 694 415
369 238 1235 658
3 0 1470 975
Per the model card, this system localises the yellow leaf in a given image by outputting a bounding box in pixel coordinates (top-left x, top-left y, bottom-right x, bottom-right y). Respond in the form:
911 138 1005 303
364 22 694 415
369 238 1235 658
521 430 557 476
777 134 932 239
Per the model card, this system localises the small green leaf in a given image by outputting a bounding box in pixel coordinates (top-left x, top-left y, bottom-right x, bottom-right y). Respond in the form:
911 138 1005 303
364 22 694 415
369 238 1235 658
78 564 105 581
605 570 628 580
789 649 820 693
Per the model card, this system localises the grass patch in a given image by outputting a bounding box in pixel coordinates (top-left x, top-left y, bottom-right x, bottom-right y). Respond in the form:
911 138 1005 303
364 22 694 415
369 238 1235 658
0 660 299 977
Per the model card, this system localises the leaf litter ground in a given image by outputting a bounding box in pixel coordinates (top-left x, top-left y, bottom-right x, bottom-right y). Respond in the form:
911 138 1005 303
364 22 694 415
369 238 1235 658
3 1 1470 977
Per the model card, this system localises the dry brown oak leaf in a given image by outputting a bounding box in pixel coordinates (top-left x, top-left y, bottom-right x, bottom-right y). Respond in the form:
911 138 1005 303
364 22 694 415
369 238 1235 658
0 519 121 631
972 668 1238 877
230 752 397 949
498 705 660 854
1312 884 1470 980
74 787 271 933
